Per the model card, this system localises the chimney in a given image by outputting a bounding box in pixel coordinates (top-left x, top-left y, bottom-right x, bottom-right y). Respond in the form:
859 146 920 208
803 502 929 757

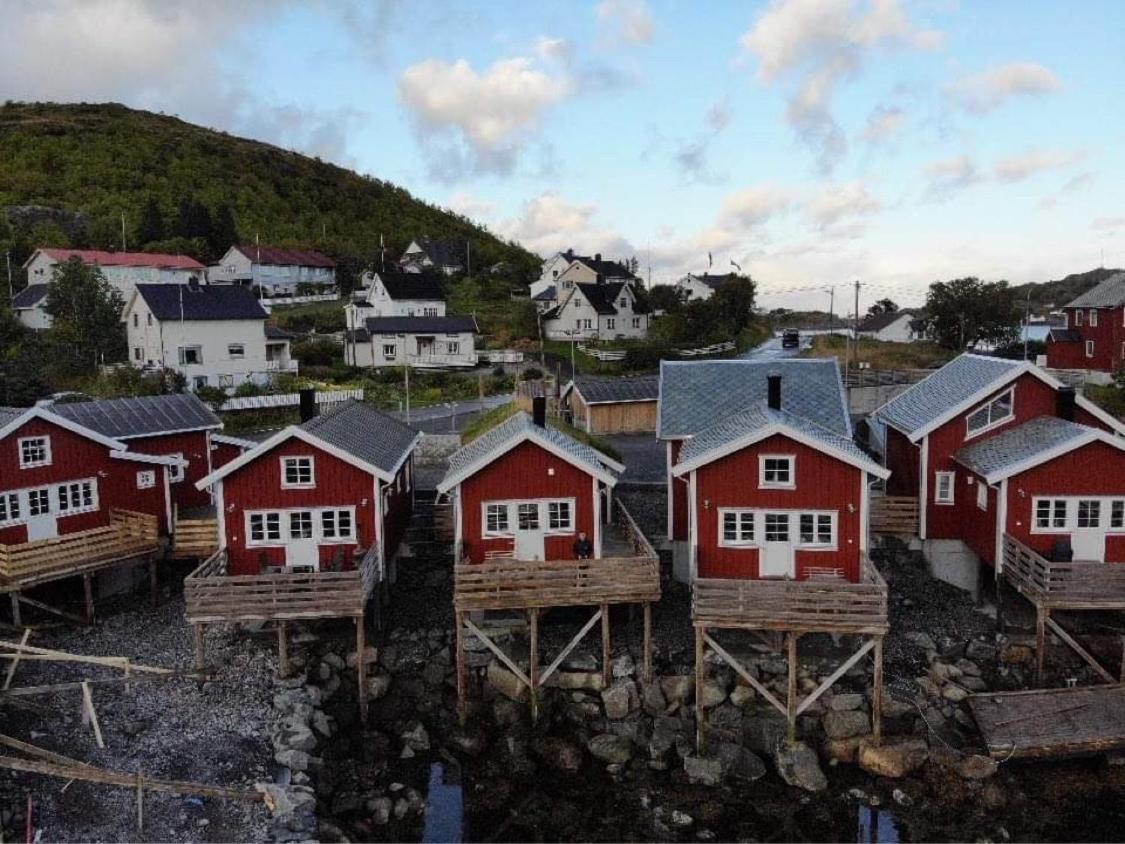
532 396 547 427
594 252 602 262
299 387 317 423
767 375 782 411
1057 386 1076 422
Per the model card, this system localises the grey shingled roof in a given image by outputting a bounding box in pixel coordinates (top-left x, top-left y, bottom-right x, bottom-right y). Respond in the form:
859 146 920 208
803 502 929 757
858 309 917 333
375 269 445 302
874 354 1024 437
1065 273 1125 308
441 412 615 490
532 285 557 302
658 359 850 440
570 375 659 404
0 407 27 428
678 402 874 468
363 315 478 334
134 284 268 321
954 416 1097 479
11 284 49 309
1048 328 1081 342
49 393 221 439
300 400 418 475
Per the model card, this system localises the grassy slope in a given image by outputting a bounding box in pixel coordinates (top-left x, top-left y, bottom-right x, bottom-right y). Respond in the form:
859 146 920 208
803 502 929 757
804 334 956 369
460 401 621 462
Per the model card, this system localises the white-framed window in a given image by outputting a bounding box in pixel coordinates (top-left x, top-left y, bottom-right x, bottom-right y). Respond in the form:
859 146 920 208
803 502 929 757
383 343 396 358
18 436 51 468
133 313 139 327
147 313 153 326
178 346 203 365
1034 498 1067 531
56 479 97 515
759 455 795 489
137 470 156 489
423 307 439 317
1112 500 1124 530
965 388 1014 437
1076 310 1084 326
632 317 641 328
764 512 790 542
484 503 509 536
447 341 460 355
134 347 143 361
798 512 836 548
289 510 314 539
247 512 282 545
517 502 540 530
281 456 315 488
1090 309 1098 327
0 492 21 526
1086 340 1095 358
720 509 756 546
228 343 245 359
166 453 185 483
320 508 355 541
547 500 572 531
1077 499 1100 528
934 471 955 504
976 482 988 511
607 318 615 330
27 487 50 517
218 374 234 388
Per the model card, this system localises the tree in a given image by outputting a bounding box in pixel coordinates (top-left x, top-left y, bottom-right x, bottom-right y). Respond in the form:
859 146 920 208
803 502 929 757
43 257 127 374
867 298 898 316
210 203 239 256
648 284 685 312
134 197 165 245
924 277 1018 350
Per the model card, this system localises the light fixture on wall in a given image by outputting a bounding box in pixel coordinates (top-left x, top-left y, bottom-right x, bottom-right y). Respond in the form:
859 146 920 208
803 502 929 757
1018 488 1026 498
847 503 856 513
703 499 710 510
227 503 236 512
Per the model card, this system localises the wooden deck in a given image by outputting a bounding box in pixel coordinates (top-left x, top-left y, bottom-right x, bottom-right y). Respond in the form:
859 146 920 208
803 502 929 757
969 684 1125 759
172 506 218 560
870 494 919 536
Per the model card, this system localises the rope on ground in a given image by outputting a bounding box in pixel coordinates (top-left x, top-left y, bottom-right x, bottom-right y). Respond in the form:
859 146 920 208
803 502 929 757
884 676 1015 764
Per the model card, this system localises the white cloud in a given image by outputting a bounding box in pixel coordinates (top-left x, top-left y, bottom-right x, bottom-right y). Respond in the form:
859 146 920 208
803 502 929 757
672 99 735 182
446 191 496 221
595 0 654 45
398 55 571 177
947 62 1061 114
498 193 634 259
993 148 1085 183
536 36 574 65
923 154 982 197
861 104 906 144
805 181 881 231
740 0 940 171
720 185 796 228
1092 216 1125 232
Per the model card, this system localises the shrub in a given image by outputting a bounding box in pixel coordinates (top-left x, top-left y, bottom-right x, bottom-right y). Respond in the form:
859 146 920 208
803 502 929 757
522 367 543 381
194 385 229 409
292 337 342 367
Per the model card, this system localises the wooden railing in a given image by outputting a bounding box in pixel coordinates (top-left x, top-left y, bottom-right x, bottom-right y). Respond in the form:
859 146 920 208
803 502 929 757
845 368 931 388
692 554 889 634
870 495 919 536
172 508 219 560
0 509 159 590
1002 534 1125 609
184 545 381 624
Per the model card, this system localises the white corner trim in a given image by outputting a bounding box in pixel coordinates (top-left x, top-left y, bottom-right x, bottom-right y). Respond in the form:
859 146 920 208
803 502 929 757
919 434 929 540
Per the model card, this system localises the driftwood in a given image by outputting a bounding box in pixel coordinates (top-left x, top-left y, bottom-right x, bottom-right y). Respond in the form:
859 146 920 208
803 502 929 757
0 668 215 699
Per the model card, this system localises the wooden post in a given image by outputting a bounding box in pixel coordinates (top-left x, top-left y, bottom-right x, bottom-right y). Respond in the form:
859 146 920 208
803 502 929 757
3 628 30 691
529 608 540 724
601 603 611 687
872 636 884 746
82 574 94 623
9 593 20 629
192 624 205 671
786 632 799 745
454 610 467 723
1035 605 1047 685
277 622 289 679
694 625 706 753
149 561 159 608
136 770 144 833
356 616 368 724
642 602 653 682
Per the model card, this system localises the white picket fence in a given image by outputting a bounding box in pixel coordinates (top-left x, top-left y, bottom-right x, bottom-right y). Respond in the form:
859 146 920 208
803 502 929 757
261 292 340 308
677 340 735 357
577 344 628 362
219 388 363 413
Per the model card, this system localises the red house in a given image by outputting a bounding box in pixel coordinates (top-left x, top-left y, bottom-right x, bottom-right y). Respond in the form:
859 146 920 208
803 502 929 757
1046 272 1125 373
436 408 623 564
659 361 887 583
195 400 418 576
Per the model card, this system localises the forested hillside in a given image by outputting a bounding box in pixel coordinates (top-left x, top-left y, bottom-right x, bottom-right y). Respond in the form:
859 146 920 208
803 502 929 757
1011 267 1125 312
0 102 538 286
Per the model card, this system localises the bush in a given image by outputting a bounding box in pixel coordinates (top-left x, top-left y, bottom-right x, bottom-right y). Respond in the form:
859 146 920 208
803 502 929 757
623 342 674 371
194 385 228 409
292 337 343 367
492 365 505 377
522 367 543 381
234 381 266 398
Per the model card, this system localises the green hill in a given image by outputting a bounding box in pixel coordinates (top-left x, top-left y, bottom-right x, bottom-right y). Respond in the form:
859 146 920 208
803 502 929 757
0 101 538 287
1011 267 1125 313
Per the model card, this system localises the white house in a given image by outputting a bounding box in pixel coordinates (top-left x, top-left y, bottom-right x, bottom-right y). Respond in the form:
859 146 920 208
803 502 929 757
347 315 478 369
529 250 639 301
530 251 576 299
20 248 206 328
675 272 738 302
349 269 446 317
209 245 336 296
856 310 925 343
400 238 464 276
123 283 297 392
541 280 651 341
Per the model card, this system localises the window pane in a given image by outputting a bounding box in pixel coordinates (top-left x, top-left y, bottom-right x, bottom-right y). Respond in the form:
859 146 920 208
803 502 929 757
1036 500 1051 528
765 513 789 542
723 512 737 541
1078 500 1100 528
799 514 814 543
321 510 337 538
289 511 313 538
817 515 833 544
266 513 281 540
518 503 540 530
1113 501 1124 530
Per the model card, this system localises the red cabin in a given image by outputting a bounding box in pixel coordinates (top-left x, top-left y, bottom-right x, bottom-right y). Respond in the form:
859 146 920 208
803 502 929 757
196 400 418 576
660 362 887 583
1045 273 1125 374
437 410 623 564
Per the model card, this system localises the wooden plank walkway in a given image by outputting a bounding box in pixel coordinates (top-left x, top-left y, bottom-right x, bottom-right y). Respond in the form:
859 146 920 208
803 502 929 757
968 684 1125 759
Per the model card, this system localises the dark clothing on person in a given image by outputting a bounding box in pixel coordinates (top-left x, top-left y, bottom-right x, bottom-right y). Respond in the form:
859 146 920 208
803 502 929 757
573 537 594 559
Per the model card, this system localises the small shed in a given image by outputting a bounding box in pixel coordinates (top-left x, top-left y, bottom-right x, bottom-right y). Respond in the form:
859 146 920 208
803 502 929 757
562 375 659 434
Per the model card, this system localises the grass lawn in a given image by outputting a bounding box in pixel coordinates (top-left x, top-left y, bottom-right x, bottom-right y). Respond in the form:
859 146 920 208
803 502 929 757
460 401 622 462
268 299 347 333
803 334 956 369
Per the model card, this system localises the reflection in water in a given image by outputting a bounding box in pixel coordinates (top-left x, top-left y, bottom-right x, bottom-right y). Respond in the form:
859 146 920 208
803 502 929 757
423 762 464 844
857 805 900 843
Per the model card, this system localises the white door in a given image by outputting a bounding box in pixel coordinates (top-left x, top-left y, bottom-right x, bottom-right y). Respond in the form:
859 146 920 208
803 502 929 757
514 502 546 561
285 539 319 570
25 489 57 541
1072 499 1106 562
761 512 795 578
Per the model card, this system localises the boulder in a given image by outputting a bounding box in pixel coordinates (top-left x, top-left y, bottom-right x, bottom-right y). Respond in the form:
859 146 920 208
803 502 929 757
400 721 430 752
661 675 693 707
707 703 744 732
587 733 634 765
487 662 528 702
1000 643 1033 665
823 710 870 740
942 685 969 703
928 661 963 684
699 681 727 709
828 693 865 712
602 681 639 720
907 632 937 652
612 653 636 679
714 742 766 782
553 671 605 692
774 741 827 792
366 675 392 700
823 736 863 764
955 754 999 780
857 739 928 778
422 661 446 687
274 749 311 771
729 684 756 708
683 754 724 786
448 727 486 757
965 640 998 661
532 737 585 772
743 714 788 754
282 724 318 753
640 681 667 716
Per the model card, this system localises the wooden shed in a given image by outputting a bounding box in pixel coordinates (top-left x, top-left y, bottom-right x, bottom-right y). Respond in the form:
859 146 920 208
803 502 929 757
562 375 658 434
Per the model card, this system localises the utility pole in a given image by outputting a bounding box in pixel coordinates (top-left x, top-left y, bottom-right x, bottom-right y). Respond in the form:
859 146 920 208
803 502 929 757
5 251 12 302
1023 287 1032 361
466 240 472 278
827 286 835 335
121 212 127 251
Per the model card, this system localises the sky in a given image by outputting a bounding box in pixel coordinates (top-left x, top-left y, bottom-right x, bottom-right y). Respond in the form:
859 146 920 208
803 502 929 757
3 0 1124 311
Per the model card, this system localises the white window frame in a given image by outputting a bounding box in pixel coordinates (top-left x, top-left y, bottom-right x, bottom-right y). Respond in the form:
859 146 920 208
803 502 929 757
976 482 988 511
383 343 397 358
18 436 52 469
447 340 460 355
56 478 98 516
246 511 283 546
965 387 1015 439
1032 498 1068 532
547 500 573 532
1076 309 1084 327
758 454 796 489
718 508 756 547
178 345 203 365
796 511 837 550
288 510 315 539
1030 497 1125 535
632 316 641 328
281 456 315 488
320 508 357 543
606 318 615 330
934 471 955 504
1077 499 1101 529
483 502 510 536
167 453 185 483
481 498 577 538
136 470 156 489
1090 309 1098 327
0 492 22 526
1086 340 1095 358
27 487 51 517
228 343 245 359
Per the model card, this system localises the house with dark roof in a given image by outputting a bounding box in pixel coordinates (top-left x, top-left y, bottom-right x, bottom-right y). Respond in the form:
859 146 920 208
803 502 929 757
561 375 659 433
1045 272 1125 375
210 245 337 296
349 268 446 318
400 238 464 276
124 283 297 392
675 272 739 302
541 278 651 341
856 309 925 343
529 249 640 303
872 353 1125 589
658 358 886 584
195 399 419 576
345 315 479 369
11 284 52 331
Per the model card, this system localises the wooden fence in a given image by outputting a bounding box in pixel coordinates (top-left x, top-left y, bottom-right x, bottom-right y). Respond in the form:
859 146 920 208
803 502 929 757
172 509 219 560
676 340 736 357
1002 534 1125 609
870 495 919 536
692 554 888 634
844 368 932 388
0 510 159 591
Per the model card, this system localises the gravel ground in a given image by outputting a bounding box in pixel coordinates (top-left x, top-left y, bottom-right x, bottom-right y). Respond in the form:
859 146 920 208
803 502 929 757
602 436 665 485
0 583 275 843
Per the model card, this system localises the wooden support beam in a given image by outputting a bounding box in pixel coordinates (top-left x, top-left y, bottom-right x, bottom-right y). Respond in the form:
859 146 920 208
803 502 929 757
464 618 531 687
529 609 540 724
81 681 105 748
1045 616 1116 684
540 610 602 685
695 625 706 754
454 610 467 722
1035 606 1048 685
702 631 787 717
872 636 884 746
9 594 20 629
137 770 144 832
277 622 289 679
193 624 205 671
3 629 30 691
356 616 368 723
82 574 95 624
16 594 88 626
786 632 799 745
601 603 611 687
643 602 653 682
0 668 211 698
795 638 875 717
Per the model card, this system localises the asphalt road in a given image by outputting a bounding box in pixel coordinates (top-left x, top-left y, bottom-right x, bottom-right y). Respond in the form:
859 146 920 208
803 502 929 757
739 334 811 360
391 393 513 434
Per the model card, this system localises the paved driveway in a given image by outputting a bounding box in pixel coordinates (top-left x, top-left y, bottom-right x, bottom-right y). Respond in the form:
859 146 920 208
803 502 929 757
603 433 665 485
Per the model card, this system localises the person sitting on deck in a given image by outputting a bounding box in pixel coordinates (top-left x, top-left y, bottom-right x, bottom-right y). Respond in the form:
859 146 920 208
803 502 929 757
573 532 593 559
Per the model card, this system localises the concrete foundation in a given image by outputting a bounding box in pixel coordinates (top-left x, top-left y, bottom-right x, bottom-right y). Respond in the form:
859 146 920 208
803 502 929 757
671 541 690 584
847 383 914 415
921 539 982 601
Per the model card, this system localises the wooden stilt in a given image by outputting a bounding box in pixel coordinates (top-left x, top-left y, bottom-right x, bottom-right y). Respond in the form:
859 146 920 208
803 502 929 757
149 561 159 607
277 622 289 679
1035 605 1047 685
600 603 611 687
529 608 540 724
16 595 87 626
356 616 368 724
192 624 205 671
3 629 31 691
642 602 653 682
996 576 1005 635
136 770 144 832
454 610 467 723
82 574 94 624
9 594 20 629
694 625 706 754
872 636 884 746
80 681 105 748
786 632 799 745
